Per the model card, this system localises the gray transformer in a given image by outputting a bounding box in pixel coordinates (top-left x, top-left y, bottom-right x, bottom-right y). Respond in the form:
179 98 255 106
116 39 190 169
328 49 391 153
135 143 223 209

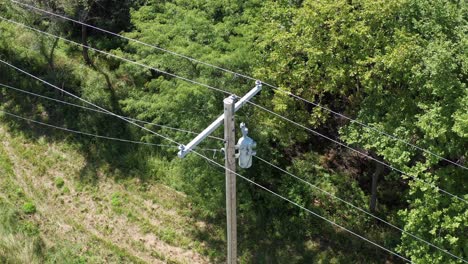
236 123 256 168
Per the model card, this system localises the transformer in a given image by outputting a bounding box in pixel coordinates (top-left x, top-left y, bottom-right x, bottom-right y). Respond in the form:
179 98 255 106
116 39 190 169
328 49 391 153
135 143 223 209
236 123 256 168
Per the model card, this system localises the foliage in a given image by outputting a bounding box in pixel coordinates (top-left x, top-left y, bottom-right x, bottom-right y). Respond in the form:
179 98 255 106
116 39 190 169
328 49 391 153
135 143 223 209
54 177 65 188
111 192 123 207
0 0 466 263
22 202 37 214
257 0 467 263
0 203 42 263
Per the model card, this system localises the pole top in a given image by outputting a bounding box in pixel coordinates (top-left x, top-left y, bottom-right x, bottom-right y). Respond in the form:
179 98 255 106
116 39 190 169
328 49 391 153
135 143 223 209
224 94 237 105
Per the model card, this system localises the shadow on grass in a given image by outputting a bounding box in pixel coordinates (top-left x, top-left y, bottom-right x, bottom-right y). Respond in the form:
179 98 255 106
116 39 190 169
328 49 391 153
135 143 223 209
185 179 405 264
0 83 160 186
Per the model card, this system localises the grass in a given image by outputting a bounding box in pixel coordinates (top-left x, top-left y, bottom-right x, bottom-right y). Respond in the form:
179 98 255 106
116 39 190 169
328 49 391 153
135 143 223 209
22 202 37 214
0 124 213 263
54 177 65 189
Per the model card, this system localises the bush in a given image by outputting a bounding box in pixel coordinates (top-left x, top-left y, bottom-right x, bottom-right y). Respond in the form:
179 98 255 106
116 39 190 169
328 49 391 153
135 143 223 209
54 177 65 189
111 193 122 207
22 202 36 215
62 186 70 195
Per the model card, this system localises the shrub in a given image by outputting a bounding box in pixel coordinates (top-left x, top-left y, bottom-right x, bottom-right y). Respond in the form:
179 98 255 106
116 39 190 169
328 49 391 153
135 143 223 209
54 177 65 189
22 202 36 215
111 193 122 207
62 186 70 195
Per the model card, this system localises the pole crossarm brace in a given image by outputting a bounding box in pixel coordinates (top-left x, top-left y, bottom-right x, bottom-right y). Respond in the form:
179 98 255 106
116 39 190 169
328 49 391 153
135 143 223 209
177 80 262 158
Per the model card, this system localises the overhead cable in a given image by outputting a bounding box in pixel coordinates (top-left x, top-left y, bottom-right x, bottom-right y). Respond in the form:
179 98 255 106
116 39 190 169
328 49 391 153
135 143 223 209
0 110 222 152
255 156 467 263
0 58 182 147
191 150 413 264
0 55 438 263
0 109 177 148
0 25 417 260
273 89 468 170
0 16 231 96
0 83 223 141
1 18 465 203
11 0 260 85
12 0 466 170
1 103 410 262
248 101 467 203
0 87 411 262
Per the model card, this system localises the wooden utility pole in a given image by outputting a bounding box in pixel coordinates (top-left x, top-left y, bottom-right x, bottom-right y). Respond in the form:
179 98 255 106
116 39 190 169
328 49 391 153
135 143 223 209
224 96 237 264
178 81 262 264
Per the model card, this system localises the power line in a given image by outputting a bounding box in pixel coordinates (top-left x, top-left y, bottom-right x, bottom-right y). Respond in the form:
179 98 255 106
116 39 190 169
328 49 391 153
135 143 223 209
11 0 261 85
0 59 413 264
273 89 468 170
191 150 413 264
0 82 224 141
0 38 446 263
0 108 221 153
13 0 466 170
0 16 232 97
0 16 468 203
255 156 467 263
0 108 412 262
0 21 417 260
1 17 465 203
0 109 177 148
247 101 467 204
0 58 182 148
2 4 462 262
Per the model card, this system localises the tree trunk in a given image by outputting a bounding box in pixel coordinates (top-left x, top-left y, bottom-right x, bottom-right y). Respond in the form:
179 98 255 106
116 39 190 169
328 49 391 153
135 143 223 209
370 163 383 213
79 2 121 115
82 24 92 65
48 37 59 69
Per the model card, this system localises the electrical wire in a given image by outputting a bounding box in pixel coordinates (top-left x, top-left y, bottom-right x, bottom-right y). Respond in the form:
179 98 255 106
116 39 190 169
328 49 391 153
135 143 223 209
0 26 415 260
11 0 260 84
0 45 452 264
0 110 223 152
0 16 468 203
0 109 177 148
0 58 182 148
274 89 468 170
0 16 232 97
0 83 224 141
0 110 413 262
1 17 465 203
191 150 413 264
255 155 467 263
248 100 468 203
2 7 464 262
12 0 466 170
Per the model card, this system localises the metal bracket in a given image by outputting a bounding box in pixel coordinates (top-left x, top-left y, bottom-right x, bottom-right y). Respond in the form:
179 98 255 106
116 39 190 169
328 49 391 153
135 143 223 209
177 81 262 158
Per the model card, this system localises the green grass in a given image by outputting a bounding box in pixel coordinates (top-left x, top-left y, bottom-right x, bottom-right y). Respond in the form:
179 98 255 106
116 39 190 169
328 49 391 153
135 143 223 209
54 177 65 189
0 123 215 263
0 146 13 176
22 202 36 214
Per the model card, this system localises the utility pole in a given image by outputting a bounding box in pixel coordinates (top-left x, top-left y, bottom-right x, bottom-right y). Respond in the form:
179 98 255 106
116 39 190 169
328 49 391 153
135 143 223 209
178 81 261 264
224 96 237 264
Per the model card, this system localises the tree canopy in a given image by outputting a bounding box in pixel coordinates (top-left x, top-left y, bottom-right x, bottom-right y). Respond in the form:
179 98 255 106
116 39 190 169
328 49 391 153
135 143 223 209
0 0 466 263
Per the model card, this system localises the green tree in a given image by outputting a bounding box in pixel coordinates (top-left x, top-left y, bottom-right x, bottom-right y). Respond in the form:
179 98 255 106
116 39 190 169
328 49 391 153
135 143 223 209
257 0 467 263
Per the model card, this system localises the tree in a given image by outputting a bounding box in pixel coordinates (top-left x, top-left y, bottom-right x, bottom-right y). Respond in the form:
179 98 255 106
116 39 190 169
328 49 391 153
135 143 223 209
257 0 467 262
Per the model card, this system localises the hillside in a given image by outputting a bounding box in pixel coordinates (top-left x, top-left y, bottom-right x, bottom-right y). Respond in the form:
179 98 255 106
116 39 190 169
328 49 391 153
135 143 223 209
0 0 466 263
0 124 215 264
